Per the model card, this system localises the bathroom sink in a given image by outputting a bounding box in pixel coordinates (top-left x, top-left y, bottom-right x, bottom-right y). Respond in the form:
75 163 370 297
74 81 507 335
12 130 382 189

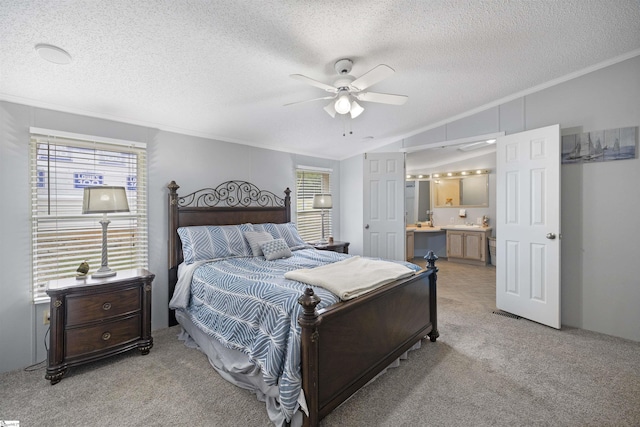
453 224 481 228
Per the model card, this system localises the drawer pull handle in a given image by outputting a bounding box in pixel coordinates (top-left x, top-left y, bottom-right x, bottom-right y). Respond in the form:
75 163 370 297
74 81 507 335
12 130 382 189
102 302 112 311
102 332 111 341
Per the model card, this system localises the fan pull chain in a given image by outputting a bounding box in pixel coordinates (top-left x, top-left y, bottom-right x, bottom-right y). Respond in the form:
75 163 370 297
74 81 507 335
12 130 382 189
342 116 353 137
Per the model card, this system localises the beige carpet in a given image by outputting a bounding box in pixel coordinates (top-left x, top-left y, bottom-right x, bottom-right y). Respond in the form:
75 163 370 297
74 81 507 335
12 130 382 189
1 259 639 426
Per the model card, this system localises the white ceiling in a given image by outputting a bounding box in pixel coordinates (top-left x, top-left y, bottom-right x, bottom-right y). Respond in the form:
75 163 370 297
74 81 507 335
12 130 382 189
1 1 639 161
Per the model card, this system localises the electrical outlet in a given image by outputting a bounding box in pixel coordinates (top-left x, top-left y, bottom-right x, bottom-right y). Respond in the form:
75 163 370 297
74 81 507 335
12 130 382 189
44 310 50 325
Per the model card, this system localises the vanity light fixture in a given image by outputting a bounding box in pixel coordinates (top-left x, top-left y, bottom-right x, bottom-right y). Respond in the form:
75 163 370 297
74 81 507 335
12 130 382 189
406 174 430 180
432 169 490 178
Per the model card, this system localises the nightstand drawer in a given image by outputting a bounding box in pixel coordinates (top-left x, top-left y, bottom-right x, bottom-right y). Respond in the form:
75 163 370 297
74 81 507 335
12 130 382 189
65 315 141 358
66 286 141 326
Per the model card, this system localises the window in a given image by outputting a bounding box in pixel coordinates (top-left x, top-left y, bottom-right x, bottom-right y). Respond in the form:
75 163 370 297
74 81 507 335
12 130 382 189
30 128 148 302
296 168 332 242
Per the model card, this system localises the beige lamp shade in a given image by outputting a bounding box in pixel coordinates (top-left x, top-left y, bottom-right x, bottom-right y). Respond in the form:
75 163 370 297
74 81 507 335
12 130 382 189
82 186 130 214
312 194 332 209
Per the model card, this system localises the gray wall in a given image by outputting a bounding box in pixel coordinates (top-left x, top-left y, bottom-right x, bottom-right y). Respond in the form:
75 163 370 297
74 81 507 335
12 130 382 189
0 101 340 373
341 55 640 342
2 54 638 373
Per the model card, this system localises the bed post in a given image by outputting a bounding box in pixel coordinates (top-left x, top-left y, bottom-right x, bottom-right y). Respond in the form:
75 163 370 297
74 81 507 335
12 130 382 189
298 287 321 427
425 250 440 342
168 181 180 327
284 187 291 222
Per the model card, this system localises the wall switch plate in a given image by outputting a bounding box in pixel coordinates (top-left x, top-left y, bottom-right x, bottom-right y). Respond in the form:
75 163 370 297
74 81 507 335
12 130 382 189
477 217 483 224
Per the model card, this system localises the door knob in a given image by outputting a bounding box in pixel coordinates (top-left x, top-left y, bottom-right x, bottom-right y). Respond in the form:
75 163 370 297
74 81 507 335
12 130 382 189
365 224 370 229
546 233 556 240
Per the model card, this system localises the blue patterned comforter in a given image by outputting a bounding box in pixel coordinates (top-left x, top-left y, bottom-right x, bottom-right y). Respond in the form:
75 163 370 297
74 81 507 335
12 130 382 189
171 248 420 421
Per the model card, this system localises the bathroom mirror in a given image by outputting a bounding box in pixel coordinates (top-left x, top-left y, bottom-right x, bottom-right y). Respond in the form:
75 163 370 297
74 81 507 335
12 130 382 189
406 180 431 224
432 175 488 207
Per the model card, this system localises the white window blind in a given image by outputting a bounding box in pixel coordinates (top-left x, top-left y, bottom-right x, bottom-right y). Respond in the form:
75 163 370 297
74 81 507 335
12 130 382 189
30 131 148 302
296 169 332 242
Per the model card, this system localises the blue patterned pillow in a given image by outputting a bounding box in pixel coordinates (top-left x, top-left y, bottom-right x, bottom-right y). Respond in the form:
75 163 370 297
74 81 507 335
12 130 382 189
252 222 307 249
260 238 292 260
178 223 253 264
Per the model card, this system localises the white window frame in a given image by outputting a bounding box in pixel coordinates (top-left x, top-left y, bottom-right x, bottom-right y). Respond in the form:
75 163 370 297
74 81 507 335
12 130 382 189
30 128 148 302
296 167 332 242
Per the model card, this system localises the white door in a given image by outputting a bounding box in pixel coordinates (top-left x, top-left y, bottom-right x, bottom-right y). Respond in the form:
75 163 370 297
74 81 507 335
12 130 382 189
496 124 561 329
363 152 405 260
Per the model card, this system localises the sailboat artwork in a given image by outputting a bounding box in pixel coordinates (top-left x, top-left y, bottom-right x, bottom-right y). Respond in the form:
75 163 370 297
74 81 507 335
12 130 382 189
562 126 637 164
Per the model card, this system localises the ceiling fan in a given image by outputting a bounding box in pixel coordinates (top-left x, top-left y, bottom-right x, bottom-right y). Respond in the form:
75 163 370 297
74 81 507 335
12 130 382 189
286 59 408 118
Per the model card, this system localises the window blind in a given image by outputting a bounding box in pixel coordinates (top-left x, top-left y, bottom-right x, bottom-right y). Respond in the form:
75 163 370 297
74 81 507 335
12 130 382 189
296 169 332 242
30 131 148 302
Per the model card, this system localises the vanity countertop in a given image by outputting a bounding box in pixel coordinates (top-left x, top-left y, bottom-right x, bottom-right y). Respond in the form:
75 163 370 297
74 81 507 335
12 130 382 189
439 225 492 232
406 225 444 233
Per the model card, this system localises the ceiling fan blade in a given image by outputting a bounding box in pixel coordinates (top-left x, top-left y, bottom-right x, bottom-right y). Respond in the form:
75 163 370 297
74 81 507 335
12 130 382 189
284 95 335 107
290 74 338 93
350 64 395 91
323 101 337 118
356 91 408 105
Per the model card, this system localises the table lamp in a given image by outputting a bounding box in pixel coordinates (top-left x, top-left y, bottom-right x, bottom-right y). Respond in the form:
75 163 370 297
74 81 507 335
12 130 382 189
83 186 130 278
312 193 332 244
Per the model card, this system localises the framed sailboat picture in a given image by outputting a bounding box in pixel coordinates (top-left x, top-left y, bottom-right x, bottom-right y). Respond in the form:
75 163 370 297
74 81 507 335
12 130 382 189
562 126 637 164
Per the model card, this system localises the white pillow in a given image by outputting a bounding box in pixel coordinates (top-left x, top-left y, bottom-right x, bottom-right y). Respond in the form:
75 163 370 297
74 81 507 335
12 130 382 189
244 231 274 256
260 238 292 260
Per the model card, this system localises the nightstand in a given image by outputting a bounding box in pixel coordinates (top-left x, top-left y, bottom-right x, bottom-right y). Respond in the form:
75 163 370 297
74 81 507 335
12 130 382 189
312 241 350 254
45 268 155 385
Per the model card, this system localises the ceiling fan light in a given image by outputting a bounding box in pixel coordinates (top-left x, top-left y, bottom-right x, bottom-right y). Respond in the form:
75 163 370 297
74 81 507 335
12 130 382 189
323 101 337 118
335 94 351 114
350 100 364 118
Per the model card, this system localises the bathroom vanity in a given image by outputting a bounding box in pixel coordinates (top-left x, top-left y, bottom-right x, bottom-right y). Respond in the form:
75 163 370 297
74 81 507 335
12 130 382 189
440 226 492 266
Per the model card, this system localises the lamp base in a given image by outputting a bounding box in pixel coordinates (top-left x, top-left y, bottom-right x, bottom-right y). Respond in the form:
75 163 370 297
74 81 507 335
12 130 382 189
92 268 117 279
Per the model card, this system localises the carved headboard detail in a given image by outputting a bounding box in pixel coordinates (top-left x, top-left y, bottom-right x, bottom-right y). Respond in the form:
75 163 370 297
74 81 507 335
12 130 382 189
172 180 288 208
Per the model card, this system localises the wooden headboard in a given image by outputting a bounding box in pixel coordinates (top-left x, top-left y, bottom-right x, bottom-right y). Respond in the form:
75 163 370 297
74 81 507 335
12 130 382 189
167 180 291 325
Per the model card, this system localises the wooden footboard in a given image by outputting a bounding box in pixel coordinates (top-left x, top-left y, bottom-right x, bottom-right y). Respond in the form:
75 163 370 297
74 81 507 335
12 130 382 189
299 252 439 427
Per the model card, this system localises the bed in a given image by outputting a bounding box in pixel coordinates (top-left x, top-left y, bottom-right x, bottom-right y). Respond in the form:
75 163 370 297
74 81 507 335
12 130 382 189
167 180 439 427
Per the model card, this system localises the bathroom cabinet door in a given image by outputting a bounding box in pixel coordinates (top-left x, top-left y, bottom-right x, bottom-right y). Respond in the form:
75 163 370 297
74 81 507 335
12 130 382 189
446 231 465 259
406 230 415 261
446 230 489 265
463 232 484 261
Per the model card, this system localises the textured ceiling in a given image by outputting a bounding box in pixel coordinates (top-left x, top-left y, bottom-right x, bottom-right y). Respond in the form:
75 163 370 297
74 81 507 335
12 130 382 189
1 0 639 161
